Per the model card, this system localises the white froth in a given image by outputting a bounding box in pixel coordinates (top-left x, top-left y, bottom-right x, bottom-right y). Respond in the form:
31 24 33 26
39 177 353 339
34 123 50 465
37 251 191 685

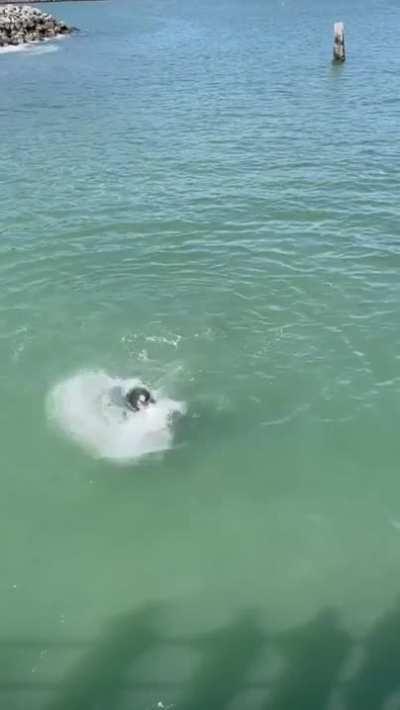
47 370 186 462
0 42 60 55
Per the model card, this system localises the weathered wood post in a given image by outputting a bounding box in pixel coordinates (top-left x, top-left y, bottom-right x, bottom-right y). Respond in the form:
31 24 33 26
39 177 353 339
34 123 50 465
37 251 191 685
333 22 346 62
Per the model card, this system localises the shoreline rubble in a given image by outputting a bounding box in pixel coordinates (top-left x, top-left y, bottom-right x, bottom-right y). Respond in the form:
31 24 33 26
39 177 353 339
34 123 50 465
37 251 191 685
0 4 74 47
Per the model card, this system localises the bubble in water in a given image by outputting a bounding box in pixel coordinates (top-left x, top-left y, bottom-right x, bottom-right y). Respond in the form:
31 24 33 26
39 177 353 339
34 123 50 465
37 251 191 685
47 370 186 463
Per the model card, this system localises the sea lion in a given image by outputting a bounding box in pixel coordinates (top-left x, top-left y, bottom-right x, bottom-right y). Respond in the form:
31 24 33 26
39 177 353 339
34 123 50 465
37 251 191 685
125 386 156 412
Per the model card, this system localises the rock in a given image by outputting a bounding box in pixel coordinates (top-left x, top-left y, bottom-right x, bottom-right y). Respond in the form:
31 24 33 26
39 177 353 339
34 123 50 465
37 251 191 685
0 4 75 47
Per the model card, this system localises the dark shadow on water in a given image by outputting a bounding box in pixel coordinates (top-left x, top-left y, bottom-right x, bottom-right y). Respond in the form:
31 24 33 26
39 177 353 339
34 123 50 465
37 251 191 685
267 609 351 710
181 610 265 710
346 596 400 710
144 402 246 476
47 603 161 710
174 402 242 448
3 598 400 709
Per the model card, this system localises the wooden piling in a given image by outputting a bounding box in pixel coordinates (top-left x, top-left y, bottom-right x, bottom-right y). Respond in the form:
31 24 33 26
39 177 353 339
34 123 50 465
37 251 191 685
333 22 345 63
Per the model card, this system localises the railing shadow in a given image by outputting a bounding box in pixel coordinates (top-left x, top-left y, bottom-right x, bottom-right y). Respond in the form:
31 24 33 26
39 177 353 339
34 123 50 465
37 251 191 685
266 608 351 710
181 610 265 710
2 597 400 709
346 597 400 710
47 602 162 710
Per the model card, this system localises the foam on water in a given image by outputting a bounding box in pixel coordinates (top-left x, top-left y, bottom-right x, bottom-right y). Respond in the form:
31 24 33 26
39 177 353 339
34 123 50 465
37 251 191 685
0 38 62 55
47 370 186 462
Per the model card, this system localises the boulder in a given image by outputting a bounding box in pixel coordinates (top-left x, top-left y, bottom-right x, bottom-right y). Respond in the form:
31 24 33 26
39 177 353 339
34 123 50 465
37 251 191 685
0 4 74 47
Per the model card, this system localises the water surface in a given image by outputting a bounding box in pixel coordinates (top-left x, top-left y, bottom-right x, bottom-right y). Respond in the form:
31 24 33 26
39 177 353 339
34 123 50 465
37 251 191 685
1 0 400 707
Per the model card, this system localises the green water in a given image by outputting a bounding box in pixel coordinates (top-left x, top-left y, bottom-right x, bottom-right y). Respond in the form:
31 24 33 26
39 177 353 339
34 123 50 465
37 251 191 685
2 0 400 707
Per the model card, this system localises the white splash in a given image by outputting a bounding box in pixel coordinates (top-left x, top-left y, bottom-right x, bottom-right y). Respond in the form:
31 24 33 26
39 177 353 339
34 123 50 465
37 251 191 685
0 43 60 55
47 370 186 463
0 36 63 55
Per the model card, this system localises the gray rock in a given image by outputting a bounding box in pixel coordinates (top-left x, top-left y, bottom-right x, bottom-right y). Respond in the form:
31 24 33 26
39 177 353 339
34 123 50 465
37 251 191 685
0 4 75 47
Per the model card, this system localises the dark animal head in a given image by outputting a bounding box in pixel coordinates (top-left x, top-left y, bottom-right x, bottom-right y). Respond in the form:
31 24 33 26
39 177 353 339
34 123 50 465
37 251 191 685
126 386 155 411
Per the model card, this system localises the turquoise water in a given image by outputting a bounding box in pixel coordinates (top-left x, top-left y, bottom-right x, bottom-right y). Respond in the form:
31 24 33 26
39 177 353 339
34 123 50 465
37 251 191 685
2 0 400 707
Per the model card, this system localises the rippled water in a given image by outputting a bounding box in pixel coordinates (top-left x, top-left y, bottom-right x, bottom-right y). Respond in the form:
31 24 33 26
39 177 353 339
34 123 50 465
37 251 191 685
1 0 400 707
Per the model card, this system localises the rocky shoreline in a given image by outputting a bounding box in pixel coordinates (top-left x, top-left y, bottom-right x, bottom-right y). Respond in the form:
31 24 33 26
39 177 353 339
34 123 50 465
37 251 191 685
0 5 74 47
